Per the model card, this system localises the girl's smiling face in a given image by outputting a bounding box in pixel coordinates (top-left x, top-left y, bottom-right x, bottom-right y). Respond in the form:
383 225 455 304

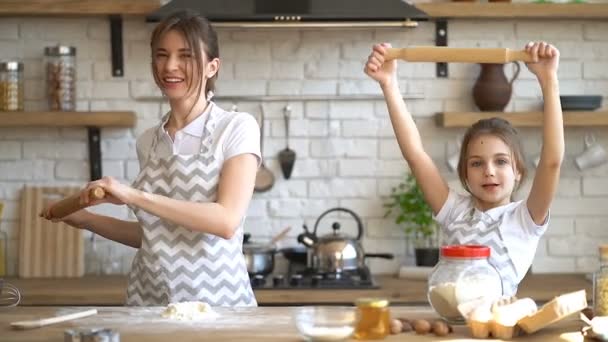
465 134 521 211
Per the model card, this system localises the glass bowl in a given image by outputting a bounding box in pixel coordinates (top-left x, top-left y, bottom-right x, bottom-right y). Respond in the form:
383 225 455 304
293 306 357 341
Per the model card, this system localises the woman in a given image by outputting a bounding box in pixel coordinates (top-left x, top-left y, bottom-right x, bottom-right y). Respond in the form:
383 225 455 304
42 10 260 307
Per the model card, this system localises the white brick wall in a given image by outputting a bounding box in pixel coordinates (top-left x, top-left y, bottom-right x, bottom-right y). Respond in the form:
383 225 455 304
0 15 607 277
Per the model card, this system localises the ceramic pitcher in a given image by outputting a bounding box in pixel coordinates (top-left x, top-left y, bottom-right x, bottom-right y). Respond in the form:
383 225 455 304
473 62 520 112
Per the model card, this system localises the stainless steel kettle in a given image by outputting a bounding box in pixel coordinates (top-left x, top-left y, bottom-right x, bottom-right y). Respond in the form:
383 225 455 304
297 207 393 274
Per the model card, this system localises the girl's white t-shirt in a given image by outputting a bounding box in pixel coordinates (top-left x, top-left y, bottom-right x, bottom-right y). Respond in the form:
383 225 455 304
136 102 261 168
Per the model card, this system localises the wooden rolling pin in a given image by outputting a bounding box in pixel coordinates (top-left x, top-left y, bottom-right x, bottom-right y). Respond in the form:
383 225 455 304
385 46 536 64
48 187 105 219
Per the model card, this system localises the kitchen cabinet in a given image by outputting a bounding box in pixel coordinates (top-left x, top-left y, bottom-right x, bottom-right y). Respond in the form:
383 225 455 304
417 3 608 19
4 273 592 306
0 305 586 342
437 111 608 127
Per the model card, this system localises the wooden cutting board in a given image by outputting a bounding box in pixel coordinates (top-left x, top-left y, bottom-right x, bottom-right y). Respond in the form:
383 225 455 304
18 186 84 278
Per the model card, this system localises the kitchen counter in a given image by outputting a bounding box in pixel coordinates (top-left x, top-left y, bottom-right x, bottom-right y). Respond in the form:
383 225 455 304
4 273 591 306
0 306 585 342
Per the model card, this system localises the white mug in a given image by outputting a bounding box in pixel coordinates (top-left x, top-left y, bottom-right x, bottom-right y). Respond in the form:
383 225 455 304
575 133 608 171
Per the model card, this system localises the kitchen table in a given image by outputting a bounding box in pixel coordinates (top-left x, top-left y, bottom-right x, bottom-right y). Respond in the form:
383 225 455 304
0 305 585 342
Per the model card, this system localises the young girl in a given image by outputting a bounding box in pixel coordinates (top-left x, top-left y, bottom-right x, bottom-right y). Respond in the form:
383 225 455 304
41 10 260 306
365 42 563 296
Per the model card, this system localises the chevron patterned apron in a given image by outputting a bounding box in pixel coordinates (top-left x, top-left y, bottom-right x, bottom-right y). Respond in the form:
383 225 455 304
126 108 257 307
443 208 518 296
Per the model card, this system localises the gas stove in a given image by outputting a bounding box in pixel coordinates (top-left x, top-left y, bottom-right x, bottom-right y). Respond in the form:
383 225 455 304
250 267 378 290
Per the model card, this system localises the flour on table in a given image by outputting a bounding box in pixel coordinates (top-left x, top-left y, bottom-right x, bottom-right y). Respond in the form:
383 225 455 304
161 301 218 320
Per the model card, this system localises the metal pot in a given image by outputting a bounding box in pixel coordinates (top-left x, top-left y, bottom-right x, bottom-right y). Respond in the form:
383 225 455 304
243 233 276 276
297 207 393 274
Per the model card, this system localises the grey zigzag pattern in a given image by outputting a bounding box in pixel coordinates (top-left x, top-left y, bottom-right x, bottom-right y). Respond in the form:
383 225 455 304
127 267 253 305
445 213 518 295
137 247 244 271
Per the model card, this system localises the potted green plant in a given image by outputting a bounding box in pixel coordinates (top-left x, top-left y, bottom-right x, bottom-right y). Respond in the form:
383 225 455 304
384 173 440 267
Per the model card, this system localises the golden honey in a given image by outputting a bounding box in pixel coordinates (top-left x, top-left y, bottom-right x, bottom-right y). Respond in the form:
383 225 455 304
353 298 390 340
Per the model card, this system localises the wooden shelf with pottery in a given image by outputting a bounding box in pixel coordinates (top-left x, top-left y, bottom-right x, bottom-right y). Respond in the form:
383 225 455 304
0 0 162 15
437 111 608 127
0 111 136 127
417 3 608 19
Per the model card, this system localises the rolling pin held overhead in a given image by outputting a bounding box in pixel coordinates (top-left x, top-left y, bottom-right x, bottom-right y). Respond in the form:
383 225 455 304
385 46 537 64
48 187 105 219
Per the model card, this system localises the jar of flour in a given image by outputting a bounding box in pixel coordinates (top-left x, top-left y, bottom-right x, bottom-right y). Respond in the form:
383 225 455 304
427 245 503 323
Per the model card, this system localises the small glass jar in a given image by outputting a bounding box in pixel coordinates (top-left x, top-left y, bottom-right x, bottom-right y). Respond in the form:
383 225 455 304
427 245 503 323
353 297 390 340
0 61 24 111
44 45 76 111
593 245 608 316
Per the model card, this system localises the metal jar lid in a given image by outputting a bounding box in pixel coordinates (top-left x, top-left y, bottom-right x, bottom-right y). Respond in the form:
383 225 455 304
64 328 120 342
45 45 76 56
0 61 23 71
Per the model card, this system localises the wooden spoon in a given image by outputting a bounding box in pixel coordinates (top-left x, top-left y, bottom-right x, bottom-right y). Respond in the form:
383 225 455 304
254 104 275 192
11 309 98 330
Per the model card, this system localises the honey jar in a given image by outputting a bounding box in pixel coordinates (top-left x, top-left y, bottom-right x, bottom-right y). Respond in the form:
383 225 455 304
353 297 390 340
594 245 608 316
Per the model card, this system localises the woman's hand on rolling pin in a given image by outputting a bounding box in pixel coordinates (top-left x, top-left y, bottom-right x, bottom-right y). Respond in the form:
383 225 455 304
39 205 89 229
82 176 136 206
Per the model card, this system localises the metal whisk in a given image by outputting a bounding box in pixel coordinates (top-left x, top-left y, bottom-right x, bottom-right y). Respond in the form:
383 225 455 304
0 278 21 307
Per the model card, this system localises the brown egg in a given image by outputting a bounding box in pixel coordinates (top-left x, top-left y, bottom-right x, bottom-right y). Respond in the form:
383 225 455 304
432 320 450 336
390 319 403 334
412 319 432 334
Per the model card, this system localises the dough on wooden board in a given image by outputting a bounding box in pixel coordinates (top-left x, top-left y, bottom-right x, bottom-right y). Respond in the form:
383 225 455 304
161 301 218 320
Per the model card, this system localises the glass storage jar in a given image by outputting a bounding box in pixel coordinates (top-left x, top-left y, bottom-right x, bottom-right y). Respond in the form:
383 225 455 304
353 297 390 340
594 245 608 316
0 61 24 111
427 245 503 323
44 45 76 111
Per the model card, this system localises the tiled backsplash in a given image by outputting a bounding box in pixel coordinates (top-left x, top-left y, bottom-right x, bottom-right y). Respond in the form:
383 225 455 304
0 17 607 276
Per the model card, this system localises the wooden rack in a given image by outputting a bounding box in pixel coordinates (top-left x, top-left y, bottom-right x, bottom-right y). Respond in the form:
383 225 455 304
417 3 608 19
437 111 608 127
0 111 136 181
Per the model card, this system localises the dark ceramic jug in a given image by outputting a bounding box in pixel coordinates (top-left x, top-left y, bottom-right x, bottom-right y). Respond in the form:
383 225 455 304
473 62 520 112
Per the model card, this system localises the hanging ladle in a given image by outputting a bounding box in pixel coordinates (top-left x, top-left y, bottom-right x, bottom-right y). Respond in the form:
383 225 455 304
278 105 296 179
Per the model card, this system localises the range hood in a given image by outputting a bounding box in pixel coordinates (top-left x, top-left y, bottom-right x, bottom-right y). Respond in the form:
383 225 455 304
147 0 428 28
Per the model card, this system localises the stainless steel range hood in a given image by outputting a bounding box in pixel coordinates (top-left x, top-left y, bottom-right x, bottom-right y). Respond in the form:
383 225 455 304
147 0 428 28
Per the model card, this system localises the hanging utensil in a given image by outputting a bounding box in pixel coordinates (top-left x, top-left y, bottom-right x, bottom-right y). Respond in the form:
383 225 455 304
278 105 296 179
254 104 275 192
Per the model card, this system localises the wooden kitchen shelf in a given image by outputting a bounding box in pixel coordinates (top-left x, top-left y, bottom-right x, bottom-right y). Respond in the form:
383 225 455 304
417 3 608 19
437 111 608 127
0 0 162 15
0 111 136 127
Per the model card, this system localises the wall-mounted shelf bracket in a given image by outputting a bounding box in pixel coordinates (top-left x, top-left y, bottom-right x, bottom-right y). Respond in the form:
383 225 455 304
435 19 448 78
87 127 103 181
110 15 124 77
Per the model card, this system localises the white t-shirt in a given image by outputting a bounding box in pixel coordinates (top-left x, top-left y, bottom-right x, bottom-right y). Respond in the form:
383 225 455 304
435 189 548 295
136 102 261 168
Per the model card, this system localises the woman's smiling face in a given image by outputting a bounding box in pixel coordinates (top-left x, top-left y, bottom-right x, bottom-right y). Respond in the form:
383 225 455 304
465 133 521 210
153 29 205 101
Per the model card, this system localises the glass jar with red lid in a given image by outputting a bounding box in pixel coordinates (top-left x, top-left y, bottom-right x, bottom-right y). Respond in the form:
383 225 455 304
427 245 503 323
